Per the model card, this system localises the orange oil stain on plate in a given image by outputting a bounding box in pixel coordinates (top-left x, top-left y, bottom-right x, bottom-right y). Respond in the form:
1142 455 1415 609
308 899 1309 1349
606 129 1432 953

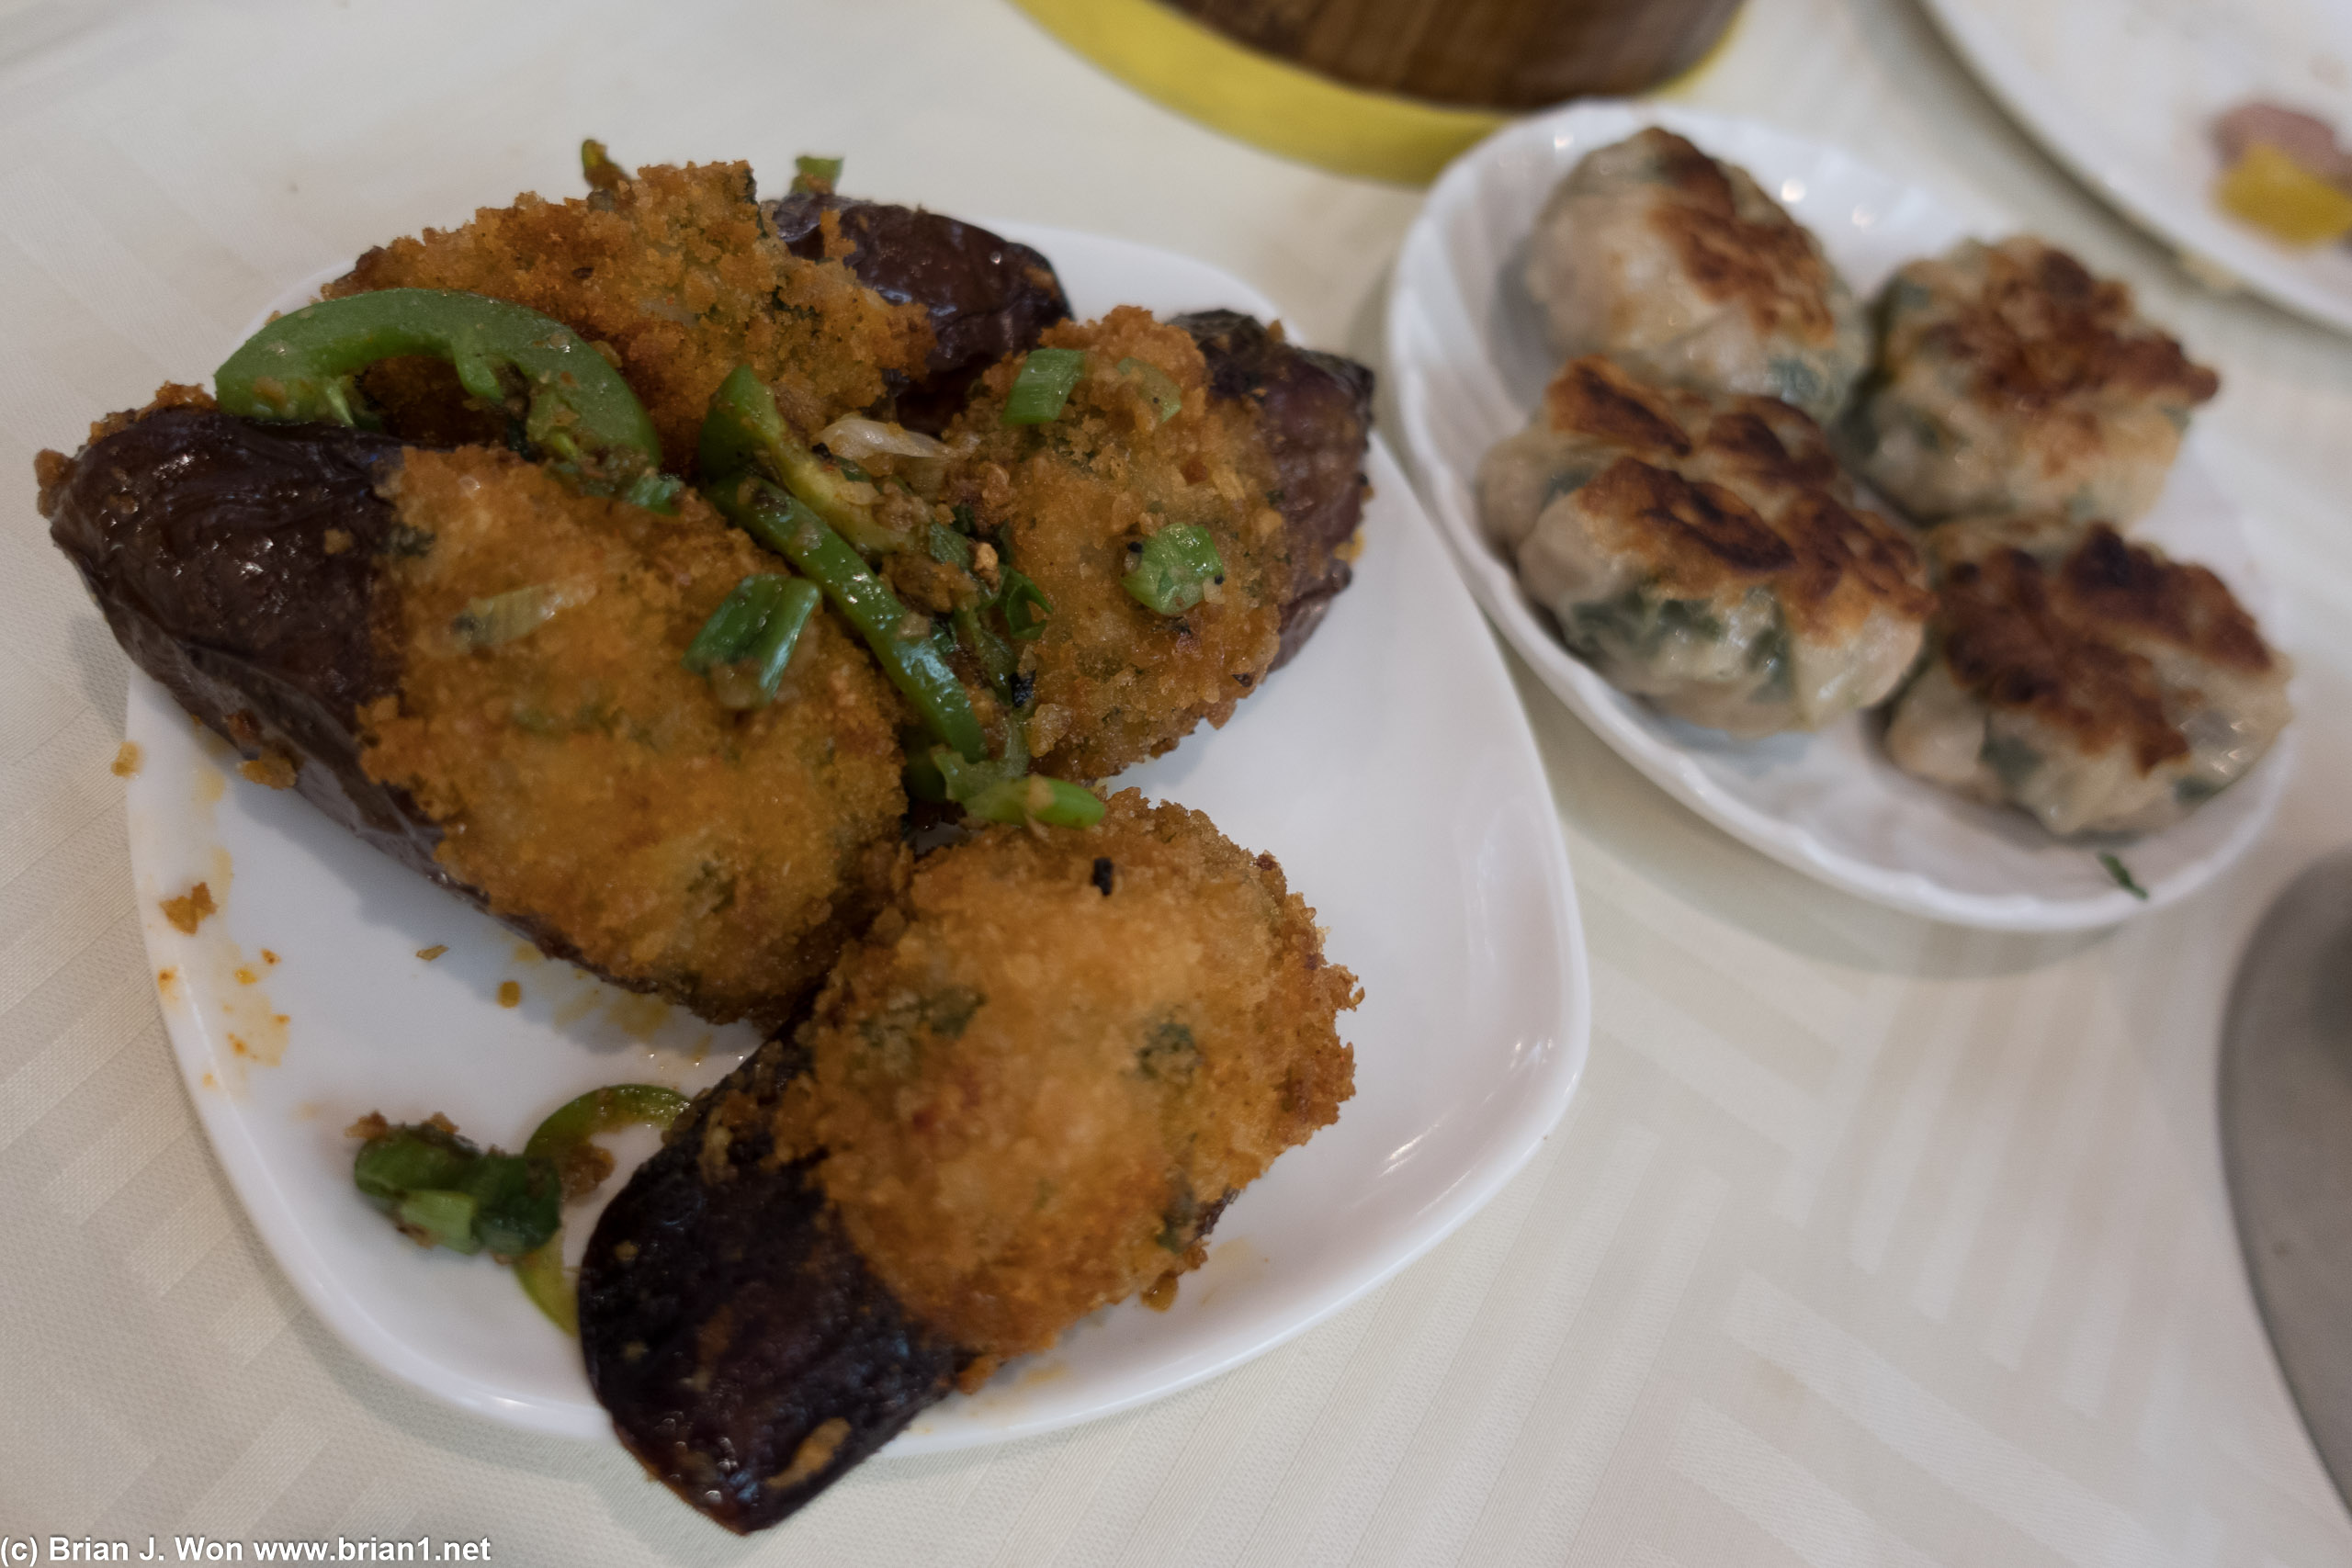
609 992 671 1041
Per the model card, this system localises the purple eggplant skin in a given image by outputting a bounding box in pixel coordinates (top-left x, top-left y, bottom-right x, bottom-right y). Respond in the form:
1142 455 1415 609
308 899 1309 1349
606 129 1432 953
579 1037 970 1534
1172 310 1375 669
39 406 448 873
768 192 1071 434
39 405 643 979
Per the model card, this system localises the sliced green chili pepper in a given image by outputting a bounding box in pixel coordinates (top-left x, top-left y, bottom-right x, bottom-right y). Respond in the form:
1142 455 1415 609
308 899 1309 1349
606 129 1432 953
524 1084 691 1163
699 366 906 554
961 774 1106 829
514 1084 691 1334
1122 524 1226 615
707 476 989 761
1002 347 1087 425
790 154 843 195
999 568 1052 640
1116 356 1184 423
216 288 663 478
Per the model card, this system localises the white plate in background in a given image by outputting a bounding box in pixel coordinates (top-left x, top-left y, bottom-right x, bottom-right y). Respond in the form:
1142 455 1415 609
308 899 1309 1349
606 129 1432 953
125 225 1589 1447
1922 0 2352 334
1387 100 2293 931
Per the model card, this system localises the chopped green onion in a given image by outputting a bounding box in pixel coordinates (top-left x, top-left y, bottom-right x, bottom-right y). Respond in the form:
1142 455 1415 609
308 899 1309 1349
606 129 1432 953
683 575 788 672
621 471 685 513
962 774 1106 829
708 476 989 761
462 1153 560 1258
927 522 973 569
581 139 625 189
2098 852 2150 901
790 154 843 195
1000 568 1052 640
395 1190 481 1254
452 584 579 649
354 1122 479 1208
1002 348 1086 426
729 577 822 708
952 604 1015 697
1116 357 1183 423
1122 525 1225 615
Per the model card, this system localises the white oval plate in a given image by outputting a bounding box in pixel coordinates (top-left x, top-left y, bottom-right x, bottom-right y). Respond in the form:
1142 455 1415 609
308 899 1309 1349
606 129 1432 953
1387 101 2294 931
1921 0 2352 337
123 224 1589 1447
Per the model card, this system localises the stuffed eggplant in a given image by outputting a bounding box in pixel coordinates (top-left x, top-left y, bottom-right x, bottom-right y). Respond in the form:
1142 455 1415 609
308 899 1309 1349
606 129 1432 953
581 791 1358 1531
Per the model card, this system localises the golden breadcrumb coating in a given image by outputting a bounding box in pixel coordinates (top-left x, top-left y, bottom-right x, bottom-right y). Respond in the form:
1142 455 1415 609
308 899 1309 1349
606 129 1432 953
784 790 1357 1359
1850 236 2219 525
359 447 909 1025
326 162 933 472
945 309 1288 780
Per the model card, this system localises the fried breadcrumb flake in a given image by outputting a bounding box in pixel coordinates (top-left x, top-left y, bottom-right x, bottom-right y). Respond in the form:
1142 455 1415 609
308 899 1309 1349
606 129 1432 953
789 790 1358 1359
358 447 910 1026
326 163 933 472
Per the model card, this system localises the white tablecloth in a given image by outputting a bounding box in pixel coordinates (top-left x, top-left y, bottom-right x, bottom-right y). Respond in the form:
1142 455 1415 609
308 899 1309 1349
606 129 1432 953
3 1 2348 1562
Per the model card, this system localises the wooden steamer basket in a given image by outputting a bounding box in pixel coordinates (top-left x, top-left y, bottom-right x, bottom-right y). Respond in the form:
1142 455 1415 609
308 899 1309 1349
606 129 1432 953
1165 0 1745 109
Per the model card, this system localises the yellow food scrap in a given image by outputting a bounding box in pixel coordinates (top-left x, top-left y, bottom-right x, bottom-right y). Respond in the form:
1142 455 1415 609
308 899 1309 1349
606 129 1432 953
239 751 298 790
416 944 448 962
497 980 523 1008
160 882 216 934
110 741 141 777
2218 142 2352 246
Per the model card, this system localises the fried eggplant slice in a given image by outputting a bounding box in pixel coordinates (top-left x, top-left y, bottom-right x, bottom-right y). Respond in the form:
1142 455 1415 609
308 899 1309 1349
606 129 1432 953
326 162 934 471
42 403 908 1026
769 191 1072 434
579 791 1358 1531
579 1038 967 1535
944 309 1373 779
1174 310 1374 669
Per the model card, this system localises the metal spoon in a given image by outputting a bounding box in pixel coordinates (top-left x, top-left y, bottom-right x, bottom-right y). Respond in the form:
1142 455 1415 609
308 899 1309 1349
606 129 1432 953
2220 847 2352 1512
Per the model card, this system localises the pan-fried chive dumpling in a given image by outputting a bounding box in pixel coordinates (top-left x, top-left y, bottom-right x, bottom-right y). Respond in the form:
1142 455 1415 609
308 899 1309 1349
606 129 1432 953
1521 128 1869 425
1848 237 2219 526
1884 513 2289 838
1480 356 1932 738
